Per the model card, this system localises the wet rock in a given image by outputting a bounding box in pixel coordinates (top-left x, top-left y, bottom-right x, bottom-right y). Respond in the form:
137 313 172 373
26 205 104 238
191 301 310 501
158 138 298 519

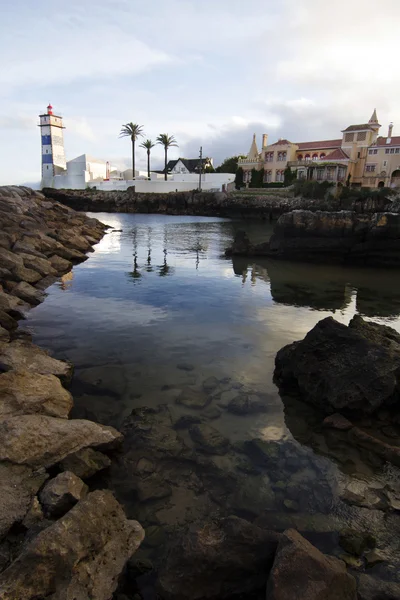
176 362 195 372
176 388 211 409
225 230 252 256
189 423 229 455
59 447 111 479
216 389 239 407
0 490 145 600
323 413 353 430
357 574 400 600
143 525 165 548
0 462 48 538
339 479 386 510
364 549 386 566
21 497 44 529
0 311 18 331
228 474 276 516
49 254 73 274
0 414 122 468
39 471 88 517
135 474 172 502
275 315 400 416
157 516 280 600
11 281 45 305
339 528 375 556
266 528 357 600
339 554 363 569
0 370 73 418
203 406 221 420
0 340 73 384
202 376 219 393
226 393 270 415
349 427 400 468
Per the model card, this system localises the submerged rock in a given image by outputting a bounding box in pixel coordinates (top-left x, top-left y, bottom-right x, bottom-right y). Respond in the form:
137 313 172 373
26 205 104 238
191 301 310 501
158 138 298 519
189 423 230 455
176 388 211 409
0 490 144 600
157 516 280 600
275 315 400 416
226 393 270 415
266 528 357 600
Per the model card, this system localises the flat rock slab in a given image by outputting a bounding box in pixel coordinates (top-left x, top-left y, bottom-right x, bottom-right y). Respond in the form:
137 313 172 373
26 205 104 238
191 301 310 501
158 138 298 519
266 528 357 600
0 340 73 384
0 414 123 468
59 447 111 479
39 471 88 517
189 423 230 455
0 370 73 418
0 490 144 600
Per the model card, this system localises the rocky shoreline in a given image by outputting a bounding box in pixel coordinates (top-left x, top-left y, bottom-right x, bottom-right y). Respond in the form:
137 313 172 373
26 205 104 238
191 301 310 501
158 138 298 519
0 186 145 599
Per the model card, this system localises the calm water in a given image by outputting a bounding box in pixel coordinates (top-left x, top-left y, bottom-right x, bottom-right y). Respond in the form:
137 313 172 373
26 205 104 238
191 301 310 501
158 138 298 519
24 213 400 578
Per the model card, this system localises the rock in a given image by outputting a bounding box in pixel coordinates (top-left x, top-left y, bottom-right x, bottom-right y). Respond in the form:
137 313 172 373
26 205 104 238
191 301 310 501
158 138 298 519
283 499 299 511
0 311 18 331
176 388 211 409
339 554 363 569
0 490 145 600
143 525 165 548
203 406 221 420
11 281 45 305
357 574 400 600
364 549 386 566
135 474 172 502
189 423 229 455
266 528 357 600
0 340 73 384
386 490 400 511
226 393 270 415
339 479 386 510
0 248 23 272
157 516 280 600
225 230 252 256
59 447 111 479
0 414 122 468
49 254 73 274
12 265 42 285
176 362 195 372
0 327 9 342
39 471 88 517
0 291 29 318
348 427 400 468
275 315 400 416
202 376 220 392
323 413 353 430
0 462 48 538
0 370 73 418
22 497 44 529
18 253 57 277
339 528 375 556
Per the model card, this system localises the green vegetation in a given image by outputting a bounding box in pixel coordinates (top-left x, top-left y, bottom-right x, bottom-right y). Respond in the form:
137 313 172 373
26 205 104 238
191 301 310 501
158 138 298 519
293 180 335 199
140 139 156 180
235 167 244 189
216 156 246 174
293 179 397 201
119 123 144 179
156 134 179 181
284 166 297 186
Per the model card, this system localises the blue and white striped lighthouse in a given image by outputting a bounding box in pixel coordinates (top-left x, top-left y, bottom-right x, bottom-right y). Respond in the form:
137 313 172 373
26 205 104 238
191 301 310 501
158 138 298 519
39 104 67 189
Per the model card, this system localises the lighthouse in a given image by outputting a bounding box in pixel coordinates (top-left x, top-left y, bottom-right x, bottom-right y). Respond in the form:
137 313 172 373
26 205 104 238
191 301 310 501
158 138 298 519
38 104 67 188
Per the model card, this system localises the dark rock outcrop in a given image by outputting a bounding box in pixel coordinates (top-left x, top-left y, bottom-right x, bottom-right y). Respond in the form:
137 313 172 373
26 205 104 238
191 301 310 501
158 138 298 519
226 210 400 267
275 315 400 416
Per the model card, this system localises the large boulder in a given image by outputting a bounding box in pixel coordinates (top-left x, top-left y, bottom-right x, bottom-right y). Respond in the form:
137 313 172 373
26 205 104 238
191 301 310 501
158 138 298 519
0 340 73 384
0 370 73 418
357 574 400 600
266 529 357 600
11 281 44 305
39 471 88 517
0 490 144 600
275 315 400 415
0 414 122 468
157 516 280 600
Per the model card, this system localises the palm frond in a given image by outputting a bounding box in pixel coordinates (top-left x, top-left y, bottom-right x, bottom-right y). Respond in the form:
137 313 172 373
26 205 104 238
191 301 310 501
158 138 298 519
156 133 178 148
119 122 145 140
140 139 155 150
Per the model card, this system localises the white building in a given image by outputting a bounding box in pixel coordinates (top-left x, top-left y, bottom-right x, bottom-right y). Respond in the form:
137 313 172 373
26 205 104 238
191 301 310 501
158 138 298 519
39 105 234 193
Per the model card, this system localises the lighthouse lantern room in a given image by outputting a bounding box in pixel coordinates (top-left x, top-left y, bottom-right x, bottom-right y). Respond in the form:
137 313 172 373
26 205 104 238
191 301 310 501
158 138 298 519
38 104 67 188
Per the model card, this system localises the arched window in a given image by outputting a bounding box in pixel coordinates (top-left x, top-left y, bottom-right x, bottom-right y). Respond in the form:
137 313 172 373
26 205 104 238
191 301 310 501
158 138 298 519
298 154 303 160
320 153 326 159
312 153 318 161
305 154 311 161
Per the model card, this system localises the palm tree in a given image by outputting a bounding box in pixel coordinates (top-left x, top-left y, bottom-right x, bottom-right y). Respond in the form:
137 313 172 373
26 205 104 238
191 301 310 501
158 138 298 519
156 134 178 181
140 139 155 180
119 123 144 179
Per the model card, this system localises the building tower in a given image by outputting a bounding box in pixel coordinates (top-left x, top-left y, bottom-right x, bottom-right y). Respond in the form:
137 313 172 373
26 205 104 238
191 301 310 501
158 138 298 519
38 104 67 188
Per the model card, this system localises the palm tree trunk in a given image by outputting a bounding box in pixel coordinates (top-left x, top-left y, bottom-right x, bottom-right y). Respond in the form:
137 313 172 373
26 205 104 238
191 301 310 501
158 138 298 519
132 139 135 180
164 147 168 181
147 150 150 180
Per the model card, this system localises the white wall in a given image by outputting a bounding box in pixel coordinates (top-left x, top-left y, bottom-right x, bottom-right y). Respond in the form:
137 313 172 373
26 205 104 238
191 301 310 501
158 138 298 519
86 172 234 193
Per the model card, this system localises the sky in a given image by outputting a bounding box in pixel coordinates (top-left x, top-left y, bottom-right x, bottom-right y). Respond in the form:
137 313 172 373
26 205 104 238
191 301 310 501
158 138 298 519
1 0 399 185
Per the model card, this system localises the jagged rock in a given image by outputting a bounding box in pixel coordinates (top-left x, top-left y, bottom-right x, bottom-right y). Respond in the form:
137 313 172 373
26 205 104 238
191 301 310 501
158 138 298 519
0 248 23 272
59 447 111 479
348 427 400 467
18 253 57 277
39 471 88 517
339 479 386 510
357 574 400 600
12 265 42 285
49 254 73 274
11 281 44 305
0 291 29 318
0 370 73 418
339 528 375 556
0 311 18 331
226 393 270 415
0 327 9 342
189 423 229 455
323 413 353 430
157 516 280 600
0 340 73 383
176 388 211 409
22 497 44 529
0 490 144 600
364 549 387 566
275 315 400 415
0 462 48 538
135 474 172 502
0 414 122 468
266 529 357 600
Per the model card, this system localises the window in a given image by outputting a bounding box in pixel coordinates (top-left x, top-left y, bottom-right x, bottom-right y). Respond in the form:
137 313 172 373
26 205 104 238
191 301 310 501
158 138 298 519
396 148 400 154
305 154 311 161
316 169 324 181
390 148 395 154
357 152 360 158
368 149 373 155
374 149 378 154
383 161 388 168
277 152 287 161
357 131 367 141
264 170 272 183
298 154 303 160
265 152 274 162
276 170 284 182
327 168 335 181
366 164 376 172
320 153 326 159
386 149 390 154
312 154 318 161
345 133 354 142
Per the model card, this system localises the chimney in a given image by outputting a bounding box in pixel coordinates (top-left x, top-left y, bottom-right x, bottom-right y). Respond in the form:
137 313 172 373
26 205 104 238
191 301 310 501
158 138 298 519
388 122 393 139
262 133 268 149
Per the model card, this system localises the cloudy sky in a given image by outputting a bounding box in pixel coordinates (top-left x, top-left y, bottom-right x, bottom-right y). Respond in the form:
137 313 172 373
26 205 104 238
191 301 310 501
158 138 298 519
1 0 399 185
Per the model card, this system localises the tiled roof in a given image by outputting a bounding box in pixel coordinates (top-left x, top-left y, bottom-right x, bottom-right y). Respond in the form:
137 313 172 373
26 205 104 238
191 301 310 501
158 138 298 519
296 139 342 151
322 148 349 161
267 139 292 147
164 158 206 173
374 136 400 147
342 124 378 132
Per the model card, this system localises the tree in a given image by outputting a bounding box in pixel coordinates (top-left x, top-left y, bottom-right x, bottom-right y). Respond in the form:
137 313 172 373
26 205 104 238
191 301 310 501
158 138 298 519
283 165 296 186
235 167 244 189
216 155 246 174
140 139 155 180
119 123 144 179
156 134 178 181
250 168 264 188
